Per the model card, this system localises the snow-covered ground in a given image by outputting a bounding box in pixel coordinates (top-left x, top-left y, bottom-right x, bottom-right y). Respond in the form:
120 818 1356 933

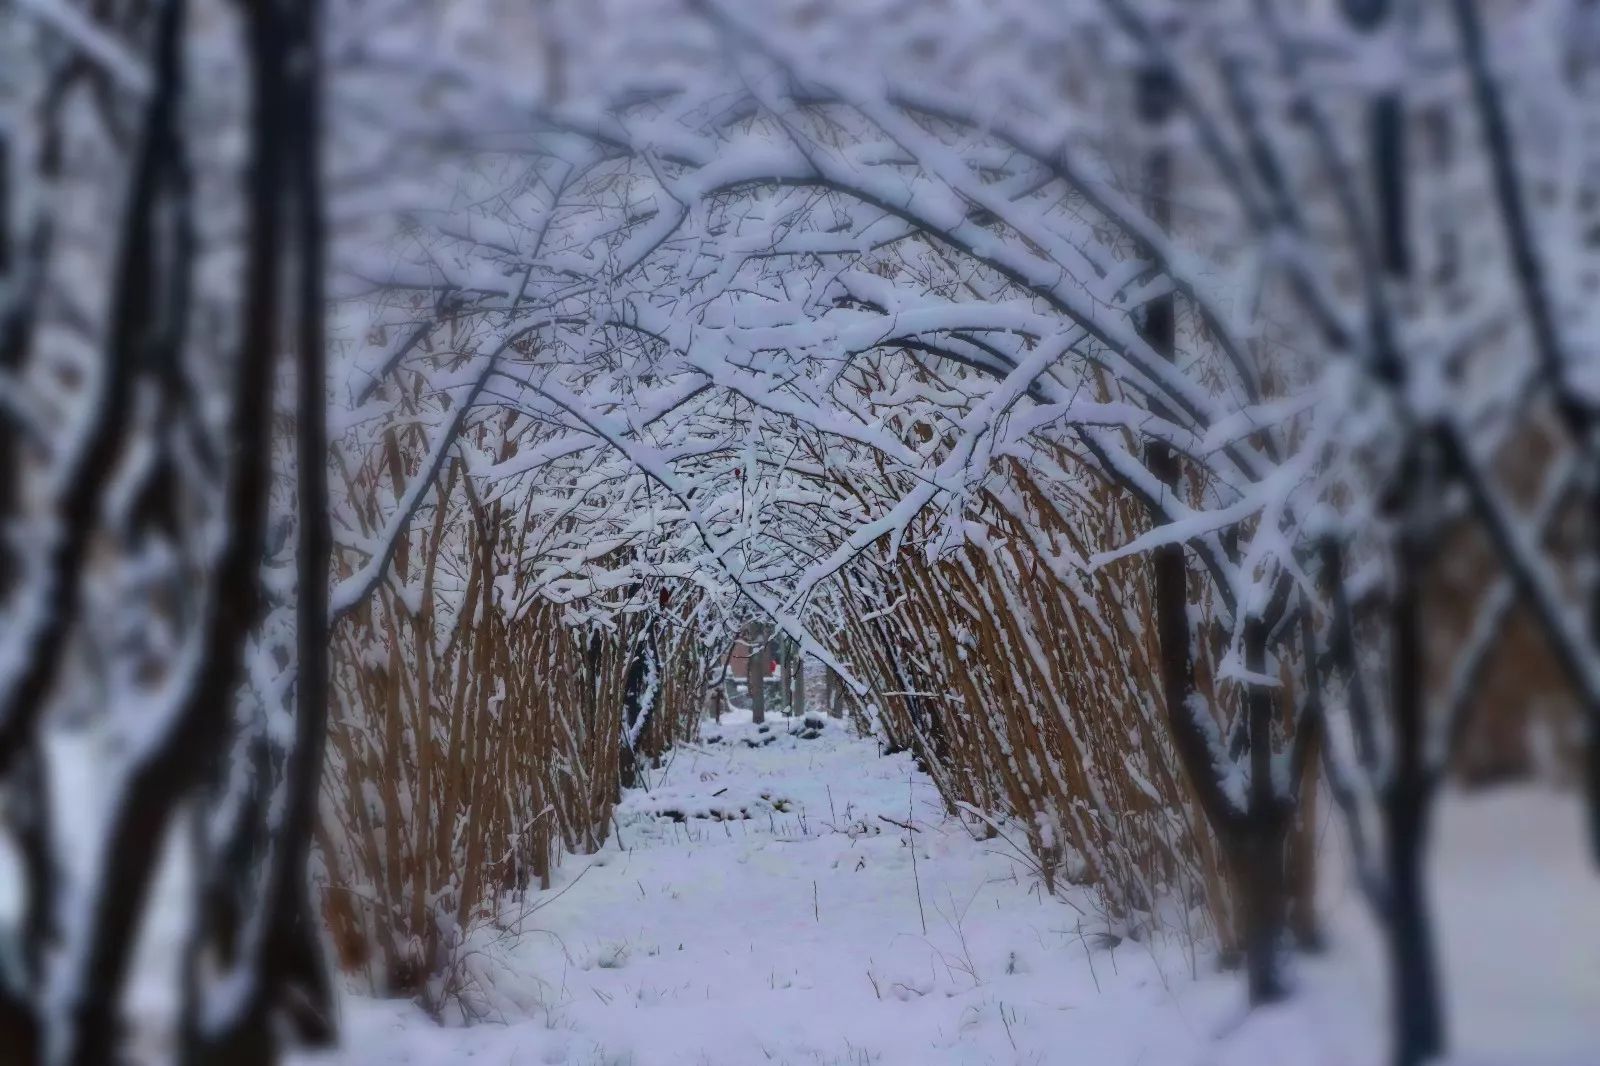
294 715 1600 1066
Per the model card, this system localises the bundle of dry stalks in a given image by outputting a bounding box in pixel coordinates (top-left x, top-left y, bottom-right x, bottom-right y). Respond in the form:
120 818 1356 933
813 355 1316 955
826 461 1227 942
317 416 710 1008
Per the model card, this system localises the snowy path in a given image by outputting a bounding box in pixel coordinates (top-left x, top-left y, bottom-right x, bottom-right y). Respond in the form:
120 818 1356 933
302 718 1600 1066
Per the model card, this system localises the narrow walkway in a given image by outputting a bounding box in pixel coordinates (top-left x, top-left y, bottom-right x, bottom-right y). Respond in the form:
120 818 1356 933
306 717 1600 1066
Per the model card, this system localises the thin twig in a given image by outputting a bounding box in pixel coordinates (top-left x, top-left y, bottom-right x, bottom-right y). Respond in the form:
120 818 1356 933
908 770 927 935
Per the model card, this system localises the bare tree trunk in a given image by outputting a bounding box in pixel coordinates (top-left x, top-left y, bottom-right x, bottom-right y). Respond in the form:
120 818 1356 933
620 622 656 790
823 668 842 719
0 111 49 1043
50 0 220 1059
713 655 727 723
1384 786 1443 1066
1354 0 1446 1044
1229 813 1289 1004
777 638 791 716
1135 60 1291 1004
1237 621 1291 1004
195 0 336 1050
0 748 49 1060
1382 447 1444 1066
747 627 766 725
0 122 29 1056
792 649 806 718
1287 727 1325 952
